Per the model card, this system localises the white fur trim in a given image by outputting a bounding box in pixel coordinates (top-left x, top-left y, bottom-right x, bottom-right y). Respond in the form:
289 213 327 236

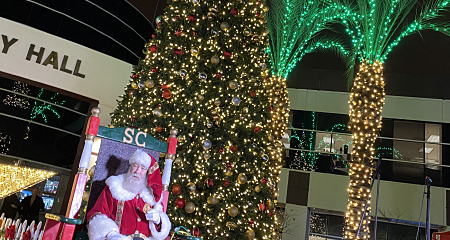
129 149 152 169
106 174 155 205
147 211 171 240
88 214 119 240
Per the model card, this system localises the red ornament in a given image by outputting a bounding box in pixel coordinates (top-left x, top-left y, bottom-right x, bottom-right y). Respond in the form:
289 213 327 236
256 13 261 17
191 227 201 237
188 14 196 22
264 78 268 82
151 67 157 73
141 71 145 74
216 73 222 78
128 89 134 96
151 33 156 39
205 179 214 188
175 15 180 20
254 126 261 133
157 104 162 108
157 22 162 28
156 126 163 132
226 162 232 169
174 49 183 56
131 116 136 122
175 198 185 208
231 145 237 152
269 105 274 111
175 29 182 36
132 74 138 79
257 0 261 4
161 84 169 89
230 8 238 16
171 184 182 195
249 219 254 225
218 147 224 154
162 89 172 99
249 91 256 97
268 212 274 217
223 179 230 187
150 45 158 53
193 31 199 36
224 51 232 58
259 202 267 211
261 178 267 184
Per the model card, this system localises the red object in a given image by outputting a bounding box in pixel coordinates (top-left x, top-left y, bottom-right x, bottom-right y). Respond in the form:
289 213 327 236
161 84 169 89
216 73 222 78
256 13 261 17
171 184 181 195
249 219 254 225
150 45 158 53
269 105 274 111
223 180 229 187
5 225 15 240
175 198 185 208
230 8 238 16
151 34 156 39
132 74 137 79
226 162 232 169
218 147 224 154
131 116 136 122
268 212 274 217
224 51 232 58
259 203 267 211
254 126 261 133
231 145 237 152
205 179 214 188
264 78 268 82
156 126 163 132
175 29 182 36
191 227 201 237
146 155 163 201
433 231 450 240
42 219 77 240
23 230 31 240
141 71 145 74
152 67 157 73
157 104 162 108
257 0 261 4
162 89 172 99
174 49 183 56
86 116 100 136
157 22 162 28
167 137 178 155
175 15 180 20
193 31 199 36
261 178 267 184
128 90 134 96
249 91 256 97
188 14 196 22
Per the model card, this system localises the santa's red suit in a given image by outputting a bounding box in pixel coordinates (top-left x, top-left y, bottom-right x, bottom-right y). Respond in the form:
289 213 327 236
87 150 171 240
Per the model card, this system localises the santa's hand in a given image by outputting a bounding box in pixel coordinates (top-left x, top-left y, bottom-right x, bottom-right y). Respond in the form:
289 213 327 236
106 231 129 240
145 209 161 225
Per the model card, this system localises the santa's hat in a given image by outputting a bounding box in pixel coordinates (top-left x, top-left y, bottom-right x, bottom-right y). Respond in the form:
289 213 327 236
129 149 152 169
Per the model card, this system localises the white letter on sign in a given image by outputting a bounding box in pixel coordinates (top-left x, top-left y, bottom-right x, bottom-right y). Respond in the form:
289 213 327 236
135 131 147 147
123 128 134 144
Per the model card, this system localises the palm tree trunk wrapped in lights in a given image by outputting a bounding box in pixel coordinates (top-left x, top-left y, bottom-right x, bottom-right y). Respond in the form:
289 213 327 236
328 0 450 238
346 60 385 238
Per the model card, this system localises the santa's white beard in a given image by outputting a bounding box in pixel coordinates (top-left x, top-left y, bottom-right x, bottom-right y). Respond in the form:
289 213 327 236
123 172 146 194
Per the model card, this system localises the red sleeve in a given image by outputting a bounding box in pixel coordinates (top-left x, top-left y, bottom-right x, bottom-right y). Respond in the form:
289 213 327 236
147 156 163 202
86 186 114 222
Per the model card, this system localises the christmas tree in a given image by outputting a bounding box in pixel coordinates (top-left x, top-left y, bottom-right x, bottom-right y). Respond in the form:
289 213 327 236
111 0 278 239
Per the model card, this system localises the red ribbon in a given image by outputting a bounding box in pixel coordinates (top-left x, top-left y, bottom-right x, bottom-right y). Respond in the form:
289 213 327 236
5 225 16 240
23 230 31 240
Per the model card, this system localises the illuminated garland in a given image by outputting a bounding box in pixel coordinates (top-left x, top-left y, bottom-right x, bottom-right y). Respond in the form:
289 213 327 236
2 81 30 109
30 89 65 123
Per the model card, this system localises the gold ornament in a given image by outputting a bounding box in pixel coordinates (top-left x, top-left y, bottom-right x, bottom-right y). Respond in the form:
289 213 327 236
185 202 195 213
207 196 218 205
145 80 155 88
225 169 233 176
220 22 229 31
131 82 138 89
175 158 182 165
88 165 96 177
159 152 165 158
82 191 90 202
187 182 196 193
228 206 238 217
211 55 220 64
243 28 252 36
204 153 211 159
214 99 221 106
211 109 218 115
229 81 238 89
267 200 275 210
198 94 204 100
226 222 237 230
237 173 247 184
191 47 199 56
255 185 261 193
245 229 255 239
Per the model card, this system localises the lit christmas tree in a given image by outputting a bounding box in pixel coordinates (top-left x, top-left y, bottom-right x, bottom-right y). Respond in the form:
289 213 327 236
111 0 278 239
2 81 30 109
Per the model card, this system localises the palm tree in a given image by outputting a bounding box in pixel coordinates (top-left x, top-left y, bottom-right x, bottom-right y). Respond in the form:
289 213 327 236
266 0 353 172
329 1 450 239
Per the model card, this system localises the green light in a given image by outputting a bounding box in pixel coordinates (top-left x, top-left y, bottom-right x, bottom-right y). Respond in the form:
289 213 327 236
30 89 65 123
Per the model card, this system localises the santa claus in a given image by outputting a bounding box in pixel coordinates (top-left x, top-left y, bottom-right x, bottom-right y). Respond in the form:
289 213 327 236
87 149 171 240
